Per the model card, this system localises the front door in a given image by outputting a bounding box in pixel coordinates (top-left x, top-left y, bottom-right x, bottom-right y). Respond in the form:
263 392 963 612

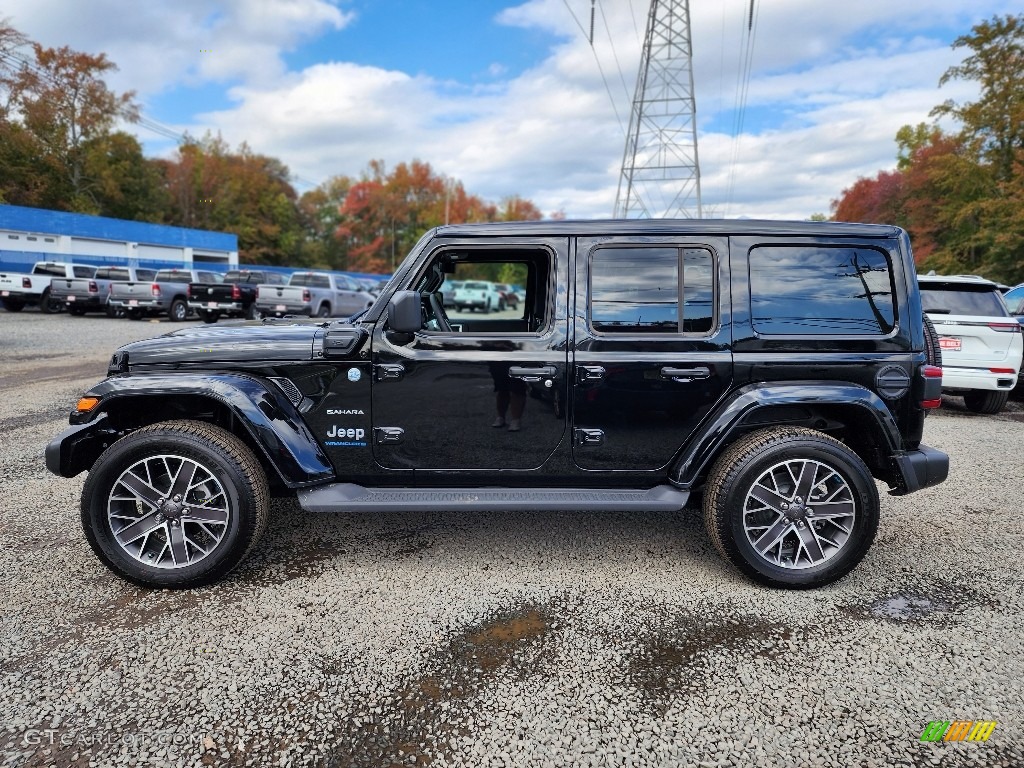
371 238 569 473
571 236 733 471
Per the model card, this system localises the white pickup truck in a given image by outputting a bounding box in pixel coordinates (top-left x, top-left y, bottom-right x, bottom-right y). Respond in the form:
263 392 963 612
0 261 97 313
254 272 376 318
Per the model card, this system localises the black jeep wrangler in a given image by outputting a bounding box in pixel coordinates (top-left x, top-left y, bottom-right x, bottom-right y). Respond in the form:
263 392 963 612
46 220 948 590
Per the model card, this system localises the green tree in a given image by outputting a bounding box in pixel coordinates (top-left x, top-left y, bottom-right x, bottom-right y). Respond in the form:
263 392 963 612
932 14 1024 181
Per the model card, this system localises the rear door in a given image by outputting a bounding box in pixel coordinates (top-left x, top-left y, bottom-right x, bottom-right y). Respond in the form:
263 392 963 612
571 236 733 471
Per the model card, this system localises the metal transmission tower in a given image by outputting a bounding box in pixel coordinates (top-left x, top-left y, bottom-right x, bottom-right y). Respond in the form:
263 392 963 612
614 0 702 219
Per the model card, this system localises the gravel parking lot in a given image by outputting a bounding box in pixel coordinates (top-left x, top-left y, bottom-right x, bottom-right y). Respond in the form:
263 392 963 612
1 311 1022 768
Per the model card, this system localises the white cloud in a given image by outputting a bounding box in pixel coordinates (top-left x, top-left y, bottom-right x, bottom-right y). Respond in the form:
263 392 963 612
3 0 354 94
5 0 1017 219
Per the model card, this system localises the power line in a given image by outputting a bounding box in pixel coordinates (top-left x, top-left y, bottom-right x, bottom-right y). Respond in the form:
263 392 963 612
597 0 634 106
562 0 627 136
725 0 760 215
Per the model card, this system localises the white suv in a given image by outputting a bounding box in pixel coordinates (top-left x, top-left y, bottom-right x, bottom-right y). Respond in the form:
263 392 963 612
919 275 1023 413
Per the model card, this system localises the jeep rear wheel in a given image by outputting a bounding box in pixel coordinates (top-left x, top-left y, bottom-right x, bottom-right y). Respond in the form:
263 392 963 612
963 389 1008 414
703 427 878 589
81 420 269 589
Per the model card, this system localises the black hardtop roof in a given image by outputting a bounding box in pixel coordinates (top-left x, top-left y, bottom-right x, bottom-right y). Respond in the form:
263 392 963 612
434 218 900 238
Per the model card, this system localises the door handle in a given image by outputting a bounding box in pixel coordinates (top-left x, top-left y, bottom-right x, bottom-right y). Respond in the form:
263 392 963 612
660 366 711 382
376 363 405 381
574 428 605 446
508 365 557 383
576 365 606 384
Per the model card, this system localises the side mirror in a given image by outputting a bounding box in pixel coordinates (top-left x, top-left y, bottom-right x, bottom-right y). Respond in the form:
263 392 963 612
387 290 422 334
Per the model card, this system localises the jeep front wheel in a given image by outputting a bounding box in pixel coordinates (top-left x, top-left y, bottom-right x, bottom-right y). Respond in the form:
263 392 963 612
80 420 269 589
703 427 878 589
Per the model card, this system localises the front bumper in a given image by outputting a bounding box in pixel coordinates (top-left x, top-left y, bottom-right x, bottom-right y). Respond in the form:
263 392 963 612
45 413 120 477
890 444 949 496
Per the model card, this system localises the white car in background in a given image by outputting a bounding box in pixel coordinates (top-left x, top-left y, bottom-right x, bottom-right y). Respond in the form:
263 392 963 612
919 274 1023 413
452 280 503 313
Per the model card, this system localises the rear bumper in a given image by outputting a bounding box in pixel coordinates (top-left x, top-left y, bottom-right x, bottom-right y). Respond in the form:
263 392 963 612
941 366 1018 391
890 444 949 496
255 302 312 316
60 294 105 308
110 298 166 310
189 301 243 313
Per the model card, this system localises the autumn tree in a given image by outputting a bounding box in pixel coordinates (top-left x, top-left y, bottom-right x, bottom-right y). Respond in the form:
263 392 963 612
0 25 139 212
831 13 1024 284
157 133 303 264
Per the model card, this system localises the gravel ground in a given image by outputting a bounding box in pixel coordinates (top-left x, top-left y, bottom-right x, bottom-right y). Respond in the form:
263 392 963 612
1 310 1022 768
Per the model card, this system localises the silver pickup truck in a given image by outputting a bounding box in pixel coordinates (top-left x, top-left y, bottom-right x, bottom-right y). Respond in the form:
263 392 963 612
1 261 97 313
254 271 376 318
51 265 158 317
109 268 222 321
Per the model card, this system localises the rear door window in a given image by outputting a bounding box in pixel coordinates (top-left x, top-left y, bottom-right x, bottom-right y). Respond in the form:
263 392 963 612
589 246 714 334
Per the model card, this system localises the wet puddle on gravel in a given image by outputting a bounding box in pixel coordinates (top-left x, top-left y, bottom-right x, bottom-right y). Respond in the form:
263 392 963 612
629 615 795 710
324 607 551 767
869 594 950 620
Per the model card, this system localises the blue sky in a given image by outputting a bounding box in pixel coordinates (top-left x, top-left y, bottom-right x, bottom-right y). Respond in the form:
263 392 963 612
5 0 1021 219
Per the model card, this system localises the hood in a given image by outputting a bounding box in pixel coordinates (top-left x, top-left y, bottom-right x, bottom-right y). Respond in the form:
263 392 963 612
115 320 329 368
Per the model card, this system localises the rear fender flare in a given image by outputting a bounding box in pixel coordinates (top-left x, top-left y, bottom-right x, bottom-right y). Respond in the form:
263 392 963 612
670 381 903 488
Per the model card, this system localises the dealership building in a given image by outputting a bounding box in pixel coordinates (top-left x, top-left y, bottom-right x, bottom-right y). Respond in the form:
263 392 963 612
0 204 238 274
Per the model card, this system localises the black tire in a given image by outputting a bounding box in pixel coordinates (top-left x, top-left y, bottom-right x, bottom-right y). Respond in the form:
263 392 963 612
67 305 87 316
39 288 61 314
105 304 125 318
484 299 491 314
922 313 942 368
245 303 259 320
202 311 219 324
1 298 25 312
316 303 331 318
963 389 1009 414
498 298 506 312
80 420 269 589
702 427 879 589
127 309 142 320
169 298 189 322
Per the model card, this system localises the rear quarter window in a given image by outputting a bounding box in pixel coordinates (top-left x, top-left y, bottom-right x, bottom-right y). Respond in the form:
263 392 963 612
749 245 895 335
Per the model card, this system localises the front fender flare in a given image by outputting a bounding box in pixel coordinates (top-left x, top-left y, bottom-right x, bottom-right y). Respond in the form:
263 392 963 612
53 372 334 487
670 381 903 488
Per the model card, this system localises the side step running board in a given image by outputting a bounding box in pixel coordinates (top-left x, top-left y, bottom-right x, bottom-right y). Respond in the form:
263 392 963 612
297 483 690 513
